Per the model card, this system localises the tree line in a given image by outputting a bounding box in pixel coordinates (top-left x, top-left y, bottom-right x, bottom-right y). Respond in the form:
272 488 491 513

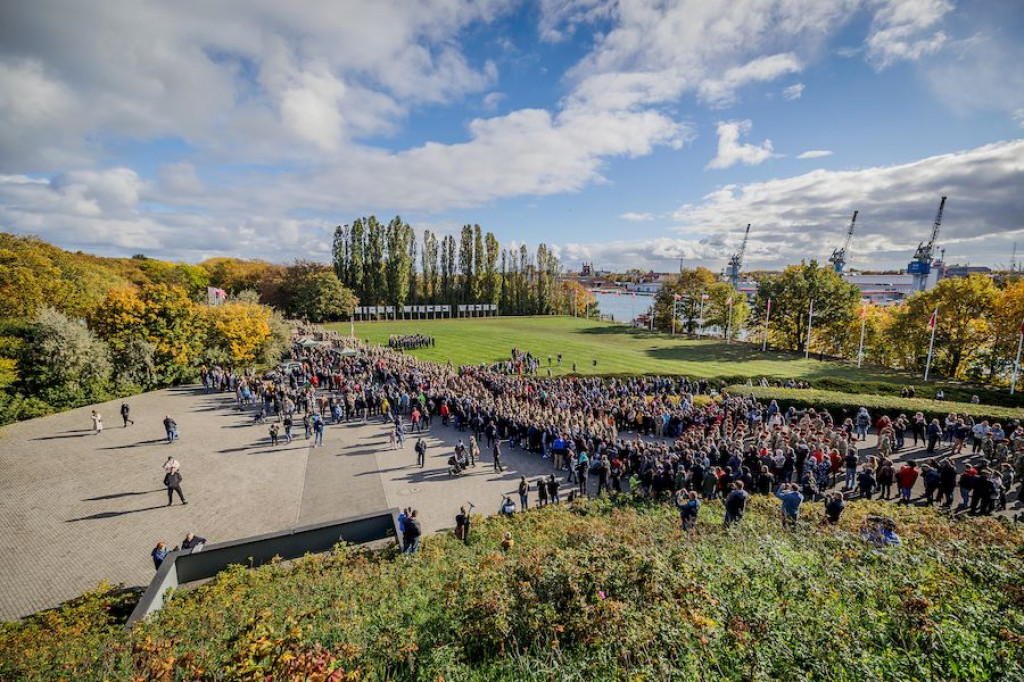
331 217 574 316
652 261 1024 386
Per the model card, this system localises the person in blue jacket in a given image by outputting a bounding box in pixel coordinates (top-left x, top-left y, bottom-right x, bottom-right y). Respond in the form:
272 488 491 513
775 483 804 528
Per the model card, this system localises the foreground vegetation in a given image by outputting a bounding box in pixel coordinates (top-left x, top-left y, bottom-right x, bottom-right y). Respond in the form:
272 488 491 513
2 497 1021 680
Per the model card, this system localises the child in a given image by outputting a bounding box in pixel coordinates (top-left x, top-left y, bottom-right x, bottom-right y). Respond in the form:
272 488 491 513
269 423 280 446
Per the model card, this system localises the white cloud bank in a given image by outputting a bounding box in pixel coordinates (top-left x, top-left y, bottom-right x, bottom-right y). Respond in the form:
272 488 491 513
797 150 833 159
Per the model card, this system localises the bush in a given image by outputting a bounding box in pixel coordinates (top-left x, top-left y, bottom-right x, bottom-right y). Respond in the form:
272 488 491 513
2 499 1021 680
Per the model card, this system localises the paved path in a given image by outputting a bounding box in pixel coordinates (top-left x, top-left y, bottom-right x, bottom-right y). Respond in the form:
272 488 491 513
1 387 1019 620
0 388 550 620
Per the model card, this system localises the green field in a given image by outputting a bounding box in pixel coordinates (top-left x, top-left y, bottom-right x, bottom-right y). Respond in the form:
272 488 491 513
331 316 903 384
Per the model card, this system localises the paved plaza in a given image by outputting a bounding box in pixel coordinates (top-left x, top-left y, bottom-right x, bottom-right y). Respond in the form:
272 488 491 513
0 386 553 620
0 384 1019 620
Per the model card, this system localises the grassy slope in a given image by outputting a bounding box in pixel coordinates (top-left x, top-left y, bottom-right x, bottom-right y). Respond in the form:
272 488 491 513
3 498 1022 681
330 316 901 384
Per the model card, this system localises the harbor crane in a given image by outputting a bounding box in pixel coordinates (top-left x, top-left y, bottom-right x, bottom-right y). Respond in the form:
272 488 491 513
726 223 750 290
908 196 946 292
829 210 858 274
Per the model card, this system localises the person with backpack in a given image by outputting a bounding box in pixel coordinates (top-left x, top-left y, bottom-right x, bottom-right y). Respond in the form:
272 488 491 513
403 509 422 553
723 481 749 527
823 492 845 525
676 490 701 539
415 438 427 468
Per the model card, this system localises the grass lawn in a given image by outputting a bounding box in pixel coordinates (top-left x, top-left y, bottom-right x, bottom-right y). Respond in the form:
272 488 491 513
327 316 903 384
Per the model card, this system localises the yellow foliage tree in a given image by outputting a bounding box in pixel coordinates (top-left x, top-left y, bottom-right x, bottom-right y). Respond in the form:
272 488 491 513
203 302 274 365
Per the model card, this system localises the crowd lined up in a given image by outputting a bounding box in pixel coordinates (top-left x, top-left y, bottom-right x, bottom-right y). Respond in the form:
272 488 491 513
388 334 435 351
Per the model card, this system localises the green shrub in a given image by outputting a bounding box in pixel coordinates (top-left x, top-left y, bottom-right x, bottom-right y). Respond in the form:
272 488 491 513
2 499 1022 681
726 385 1022 424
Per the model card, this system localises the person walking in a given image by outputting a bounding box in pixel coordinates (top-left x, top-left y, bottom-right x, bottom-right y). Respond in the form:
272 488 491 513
415 438 427 467
163 415 178 443
492 438 504 473
163 468 187 506
91 410 103 435
518 476 529 510
312 413 324 447
120 402 134 427
537 477 549 507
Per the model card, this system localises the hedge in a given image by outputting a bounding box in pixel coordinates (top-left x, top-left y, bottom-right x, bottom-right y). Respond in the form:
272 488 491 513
725 385 1024 425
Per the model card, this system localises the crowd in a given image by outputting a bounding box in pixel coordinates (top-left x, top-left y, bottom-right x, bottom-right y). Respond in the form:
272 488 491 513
257 341 1021 535
388 334 435 350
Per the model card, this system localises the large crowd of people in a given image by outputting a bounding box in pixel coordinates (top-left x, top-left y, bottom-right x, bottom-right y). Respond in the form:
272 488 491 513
235 342 1022 532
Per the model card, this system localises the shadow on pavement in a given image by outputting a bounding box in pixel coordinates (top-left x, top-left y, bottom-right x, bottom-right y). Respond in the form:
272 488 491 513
98 439 169 450
30 430 94 441
66 505 166 522
83 490 161 501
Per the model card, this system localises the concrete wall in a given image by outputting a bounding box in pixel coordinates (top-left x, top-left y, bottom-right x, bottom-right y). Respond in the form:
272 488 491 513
127 509 399 627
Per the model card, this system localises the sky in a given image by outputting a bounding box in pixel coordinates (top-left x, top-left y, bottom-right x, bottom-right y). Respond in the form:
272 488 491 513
1 0 1022 273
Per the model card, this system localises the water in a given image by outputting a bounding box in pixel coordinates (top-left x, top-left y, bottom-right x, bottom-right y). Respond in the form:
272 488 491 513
589 290 655 323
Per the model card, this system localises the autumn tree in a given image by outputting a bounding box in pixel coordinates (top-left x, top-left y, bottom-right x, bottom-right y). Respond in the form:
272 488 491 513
652 268 717 333
752 262 860 352
203 301 275 365
19 307 112 408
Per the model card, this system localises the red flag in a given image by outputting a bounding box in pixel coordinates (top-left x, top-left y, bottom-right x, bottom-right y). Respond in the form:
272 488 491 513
860 301 868 319
615 290 621 296
766 298 772 315
726 296 733 306
928 308 937 329
1019 318 1024 335
673 294 682 301
701 293 710 300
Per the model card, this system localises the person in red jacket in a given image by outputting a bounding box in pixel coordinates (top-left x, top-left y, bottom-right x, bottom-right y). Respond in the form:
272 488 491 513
896 460 919 505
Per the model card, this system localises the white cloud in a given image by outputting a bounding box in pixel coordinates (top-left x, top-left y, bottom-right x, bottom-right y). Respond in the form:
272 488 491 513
158 162 203 195
706 120 777 170
698 53 802 107
797 149 833 159
865 0 953 69
482 91 506 111
674 139 1024 269
561 237 724 272
782 82 805 100
620 212 655 221
1015 110 1024 128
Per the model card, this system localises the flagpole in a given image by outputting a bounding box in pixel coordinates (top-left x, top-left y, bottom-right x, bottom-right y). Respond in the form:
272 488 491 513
1011 320 1024 395
804 300 814 360
698 294 706 338
726 296 733 343
857 303 867 368
924 308 938 381
762 298 771 351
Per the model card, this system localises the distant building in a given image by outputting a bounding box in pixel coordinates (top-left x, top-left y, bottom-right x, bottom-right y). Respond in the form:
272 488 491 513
941 265 992 280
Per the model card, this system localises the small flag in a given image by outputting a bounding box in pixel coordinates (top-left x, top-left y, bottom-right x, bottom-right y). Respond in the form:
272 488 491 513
673 294 682 301
701 293 710 300
1019 318 1024 335
928 308 937 329
860 301 868 319
766 298 772 314
726 296 733 306
615 290 621 296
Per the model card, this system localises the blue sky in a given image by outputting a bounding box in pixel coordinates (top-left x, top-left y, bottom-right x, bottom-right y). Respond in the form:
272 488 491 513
1 0 1022 271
